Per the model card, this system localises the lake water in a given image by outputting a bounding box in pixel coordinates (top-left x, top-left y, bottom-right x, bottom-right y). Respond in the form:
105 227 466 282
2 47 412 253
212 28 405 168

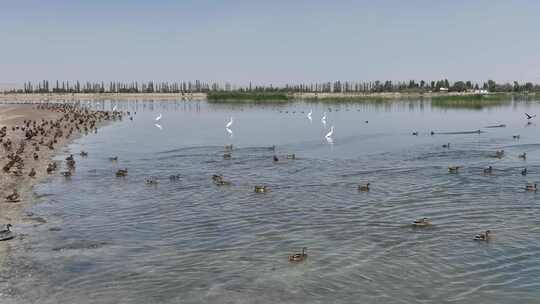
3 97 540 303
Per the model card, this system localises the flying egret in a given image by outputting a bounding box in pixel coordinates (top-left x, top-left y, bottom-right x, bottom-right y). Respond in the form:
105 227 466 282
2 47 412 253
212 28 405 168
155 113 162 121
226 117 233 128
154 123 163 130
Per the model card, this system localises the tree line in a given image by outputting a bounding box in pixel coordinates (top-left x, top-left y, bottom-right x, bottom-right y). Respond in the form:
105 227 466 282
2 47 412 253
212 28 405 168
5 79 540 94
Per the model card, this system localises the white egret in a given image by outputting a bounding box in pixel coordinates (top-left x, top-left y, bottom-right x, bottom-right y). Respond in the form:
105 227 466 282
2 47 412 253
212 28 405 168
307 109 312 121
321 112 327 125
155 113 162 121
226 117 233 128
325 125 334 139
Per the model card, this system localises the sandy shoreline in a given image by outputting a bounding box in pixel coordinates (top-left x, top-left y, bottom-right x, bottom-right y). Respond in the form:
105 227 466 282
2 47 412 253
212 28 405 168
0 104 116 272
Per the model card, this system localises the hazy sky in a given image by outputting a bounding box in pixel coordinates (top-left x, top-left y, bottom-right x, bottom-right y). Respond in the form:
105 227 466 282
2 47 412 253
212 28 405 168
1 0 539 85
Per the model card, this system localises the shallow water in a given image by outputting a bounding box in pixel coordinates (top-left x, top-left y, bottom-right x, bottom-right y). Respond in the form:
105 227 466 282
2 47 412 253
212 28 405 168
3 98 540 303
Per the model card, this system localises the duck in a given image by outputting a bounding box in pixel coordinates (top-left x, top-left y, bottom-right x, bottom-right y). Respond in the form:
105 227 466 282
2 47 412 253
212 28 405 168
483 166 493 174
474 230 491 241
80 151 88 157
288 247 308 262
145 178 158 185
412 131 419 136
358 183 370 192
273 155 279 162
495 150 505 158
169 174 181 181
116 168 128 177
442 143 450 148
212 174 224 182
65 154 74 161
518 152 527 160
223 152 232 159
0 224 14 241
526 183 537 192
412 218 431 227
254 185 268 193
448 166 461 173
5 190 20 203
522 168 528 176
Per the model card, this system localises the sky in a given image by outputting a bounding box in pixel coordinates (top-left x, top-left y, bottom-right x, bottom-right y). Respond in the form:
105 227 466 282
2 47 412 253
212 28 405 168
1 0 540 86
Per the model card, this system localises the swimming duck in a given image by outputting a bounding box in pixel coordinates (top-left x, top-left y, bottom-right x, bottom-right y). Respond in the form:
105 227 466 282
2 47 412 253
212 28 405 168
5 190 20 203
518 152 527 160
80 151 88 157
223 152 232 159
483 166 493 174
474 230 491 241
116 168 128 177
145 178 158 185
273 155 279 162
0 224 14 241
412 218 431 227
442 143 450 148
412 131 419 136
495 150 504 158
358 183 370 192
287 154 296 160
288 247 307 262
169 174 181 181
65 154 74 161
448 166 461 173
212 174 224 182
254 185 268 193
522 168 528 176
526 183 537 192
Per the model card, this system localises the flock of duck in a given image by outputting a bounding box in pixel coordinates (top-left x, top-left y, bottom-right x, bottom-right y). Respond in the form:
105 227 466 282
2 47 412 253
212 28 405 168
0 105 538 261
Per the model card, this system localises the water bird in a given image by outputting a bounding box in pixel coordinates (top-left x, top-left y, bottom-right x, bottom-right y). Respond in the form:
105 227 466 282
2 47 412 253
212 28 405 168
412 131 418 136
61 171 72 177
442 143 450 148
522 168 528 176
80 151 88 157
28 168 36 177
169 174 181 181
226 127 233 137
526 183 537 192
525 113 536 120
145 178 159 185
254 185 268 193
519 152 527 160
474 230 491 241
223 152 232 159
483 166 493 174
0 224 14 241
325 126 334 139
495 150 504 158
513 135 520 139
287 154 296 159
154 123 163 130
307 109 312 121
288 247 307 262
112 105 117 112
226 117 233 128
448 166 461 173
412 218 431 227
358 183 370 192
5 190 20 203
116 168 128 177
321 112 327 125
155 113 162 121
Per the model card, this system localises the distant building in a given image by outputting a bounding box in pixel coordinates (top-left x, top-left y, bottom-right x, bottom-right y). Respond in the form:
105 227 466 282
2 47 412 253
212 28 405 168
439 87 448 92
473 89 489 94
